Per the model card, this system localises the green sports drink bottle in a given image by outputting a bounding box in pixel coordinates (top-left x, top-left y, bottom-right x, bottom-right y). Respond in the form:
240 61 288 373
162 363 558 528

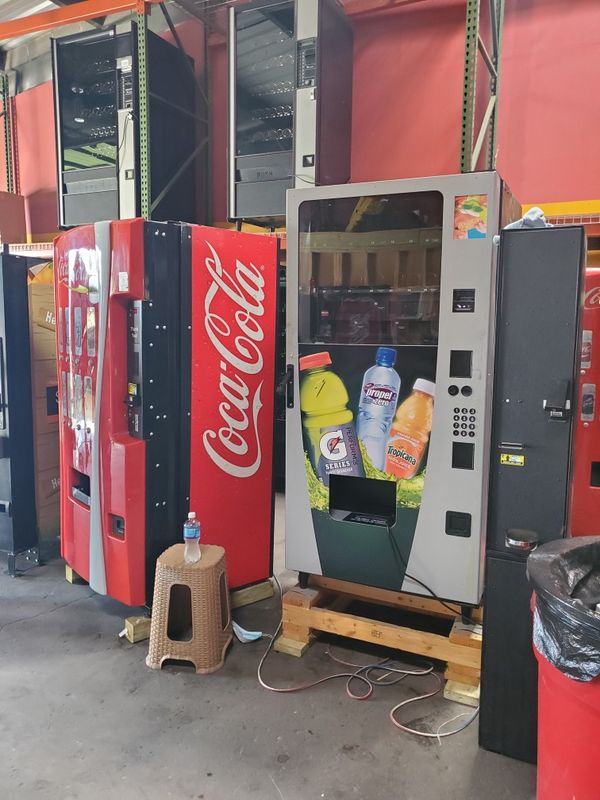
299 351 364 486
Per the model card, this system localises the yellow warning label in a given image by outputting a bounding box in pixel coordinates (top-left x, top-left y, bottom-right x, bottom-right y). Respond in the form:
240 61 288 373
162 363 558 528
127 382 137 396
500 453 525 467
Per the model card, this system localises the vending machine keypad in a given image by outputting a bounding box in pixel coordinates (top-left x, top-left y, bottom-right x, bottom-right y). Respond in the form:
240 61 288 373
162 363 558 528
453 406 477 438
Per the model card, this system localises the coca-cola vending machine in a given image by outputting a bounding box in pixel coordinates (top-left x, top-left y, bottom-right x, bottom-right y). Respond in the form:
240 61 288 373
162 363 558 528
570 268 600 537
55 219 277 606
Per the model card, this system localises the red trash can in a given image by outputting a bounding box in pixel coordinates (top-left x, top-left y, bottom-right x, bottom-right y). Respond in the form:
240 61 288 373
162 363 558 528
528 537 600 800
534 644 600 800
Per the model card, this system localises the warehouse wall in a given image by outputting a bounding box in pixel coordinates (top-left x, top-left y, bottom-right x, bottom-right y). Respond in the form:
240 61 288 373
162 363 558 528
0 81 59 237
211 0 600 218
497 0 600 202
350 0 465 184
3 0 600 237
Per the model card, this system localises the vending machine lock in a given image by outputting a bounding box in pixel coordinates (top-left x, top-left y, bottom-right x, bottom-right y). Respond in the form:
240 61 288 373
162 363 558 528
543 378 571 420
505 528 539 552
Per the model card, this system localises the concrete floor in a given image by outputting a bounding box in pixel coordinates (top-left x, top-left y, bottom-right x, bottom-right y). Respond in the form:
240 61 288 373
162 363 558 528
0 499 536 800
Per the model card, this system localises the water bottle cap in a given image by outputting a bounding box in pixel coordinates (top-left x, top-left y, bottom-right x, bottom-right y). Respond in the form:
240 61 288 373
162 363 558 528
188 512 196 520
375 347 397 367
299 352 332 371
413 378 436 397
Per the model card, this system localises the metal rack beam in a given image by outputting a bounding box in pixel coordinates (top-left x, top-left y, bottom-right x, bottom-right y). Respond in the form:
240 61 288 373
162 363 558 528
0 0 163 41
461 0 505 172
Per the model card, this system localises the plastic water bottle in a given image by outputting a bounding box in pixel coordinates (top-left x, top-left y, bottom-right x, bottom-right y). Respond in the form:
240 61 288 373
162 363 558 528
357 347 401 470
183 512 201 563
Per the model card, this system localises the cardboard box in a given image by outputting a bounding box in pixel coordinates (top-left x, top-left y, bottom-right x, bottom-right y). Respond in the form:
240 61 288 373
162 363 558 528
27 262 61 545
32 359 58 400
30 328 58 362
0 192 26 244
37 500 60 544
36 431 60 473
33 395 59 435
36 466 61 504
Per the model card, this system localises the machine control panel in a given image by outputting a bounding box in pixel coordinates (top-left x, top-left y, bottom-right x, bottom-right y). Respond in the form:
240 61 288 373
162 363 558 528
297 39 317 88
127 301 143 438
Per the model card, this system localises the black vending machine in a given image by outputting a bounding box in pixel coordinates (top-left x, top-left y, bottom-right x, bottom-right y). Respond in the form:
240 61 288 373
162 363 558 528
480 225 586 762
228 0 353 223
52 23 198 227
0 251 52 575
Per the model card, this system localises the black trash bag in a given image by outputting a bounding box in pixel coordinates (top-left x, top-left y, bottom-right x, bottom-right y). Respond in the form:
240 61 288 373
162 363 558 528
527 537 600 682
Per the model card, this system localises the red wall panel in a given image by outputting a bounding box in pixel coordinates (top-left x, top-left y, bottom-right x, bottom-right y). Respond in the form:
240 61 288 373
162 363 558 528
12 81 58 236
5 0 600 235
350 0 465 183
497 0 600 203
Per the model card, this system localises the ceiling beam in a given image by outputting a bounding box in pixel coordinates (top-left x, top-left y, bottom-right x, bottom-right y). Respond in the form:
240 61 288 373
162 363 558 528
343 0 429 15
52 0 105 28
0 0 163 42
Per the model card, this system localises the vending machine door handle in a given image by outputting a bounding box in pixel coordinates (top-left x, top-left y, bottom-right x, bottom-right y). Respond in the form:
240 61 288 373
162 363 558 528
285 364 295 409
543 378 571 421
0 337 6 431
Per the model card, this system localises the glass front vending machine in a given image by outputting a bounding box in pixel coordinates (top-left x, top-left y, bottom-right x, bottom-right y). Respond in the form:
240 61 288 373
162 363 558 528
286 173 515 605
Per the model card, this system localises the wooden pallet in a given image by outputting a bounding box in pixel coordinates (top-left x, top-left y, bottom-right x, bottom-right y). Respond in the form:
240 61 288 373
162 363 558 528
274 576 482 705
65 564 87 585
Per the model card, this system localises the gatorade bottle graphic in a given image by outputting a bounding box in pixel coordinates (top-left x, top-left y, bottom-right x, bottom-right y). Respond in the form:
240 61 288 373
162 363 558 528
299 352 364 486
385 379 435 479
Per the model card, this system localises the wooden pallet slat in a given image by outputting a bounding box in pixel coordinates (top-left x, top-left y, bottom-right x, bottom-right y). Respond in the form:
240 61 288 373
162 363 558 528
309 575 483 624
282 604 481 670
230 579 275 610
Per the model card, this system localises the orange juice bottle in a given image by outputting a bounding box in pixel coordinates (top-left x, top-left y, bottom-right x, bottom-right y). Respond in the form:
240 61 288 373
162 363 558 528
385 379 435 479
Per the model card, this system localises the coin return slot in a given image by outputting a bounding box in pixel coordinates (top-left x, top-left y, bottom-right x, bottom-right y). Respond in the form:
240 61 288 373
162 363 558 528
445 510 472 538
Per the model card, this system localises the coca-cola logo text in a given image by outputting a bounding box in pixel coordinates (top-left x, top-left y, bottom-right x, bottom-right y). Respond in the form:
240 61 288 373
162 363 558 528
585 286 600 309
201 241 265 478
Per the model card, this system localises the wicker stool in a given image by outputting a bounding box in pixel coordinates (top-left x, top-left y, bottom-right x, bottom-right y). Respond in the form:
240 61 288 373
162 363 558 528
146 544 232 674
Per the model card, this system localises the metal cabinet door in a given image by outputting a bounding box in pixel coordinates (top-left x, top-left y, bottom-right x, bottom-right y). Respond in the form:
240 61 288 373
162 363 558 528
487 226 585 553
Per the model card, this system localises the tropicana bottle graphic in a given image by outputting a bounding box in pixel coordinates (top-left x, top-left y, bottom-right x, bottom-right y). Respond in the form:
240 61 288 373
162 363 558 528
299 352 365 486
385 379 435 479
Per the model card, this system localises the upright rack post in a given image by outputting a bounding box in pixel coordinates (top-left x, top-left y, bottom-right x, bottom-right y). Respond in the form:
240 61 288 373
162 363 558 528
136 6 151 219
461 0 505 173
1 71 13 193
486 0 504 169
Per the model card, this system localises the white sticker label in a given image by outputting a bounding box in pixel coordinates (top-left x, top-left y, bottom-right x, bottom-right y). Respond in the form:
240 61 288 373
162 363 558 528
118 271 129 292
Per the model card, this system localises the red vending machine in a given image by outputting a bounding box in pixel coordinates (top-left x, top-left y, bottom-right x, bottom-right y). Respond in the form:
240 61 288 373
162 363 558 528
571 267 600 536
55 220 278 605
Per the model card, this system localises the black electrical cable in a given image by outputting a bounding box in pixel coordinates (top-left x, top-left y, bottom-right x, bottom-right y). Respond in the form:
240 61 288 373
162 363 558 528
386 524 476 626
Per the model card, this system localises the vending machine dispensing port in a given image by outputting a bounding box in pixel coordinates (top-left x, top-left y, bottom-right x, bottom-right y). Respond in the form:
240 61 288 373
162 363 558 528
71 470 91 507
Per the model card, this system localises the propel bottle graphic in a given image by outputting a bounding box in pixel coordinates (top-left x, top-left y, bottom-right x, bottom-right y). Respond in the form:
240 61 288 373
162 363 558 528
385 379 435 479
357 347 401 469
299 352 364 486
